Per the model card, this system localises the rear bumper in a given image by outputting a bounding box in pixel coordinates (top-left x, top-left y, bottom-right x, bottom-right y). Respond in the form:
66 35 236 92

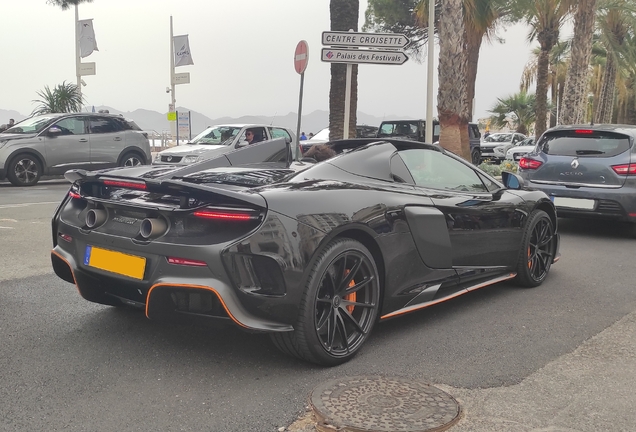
524 181 636 222
51 245 293 332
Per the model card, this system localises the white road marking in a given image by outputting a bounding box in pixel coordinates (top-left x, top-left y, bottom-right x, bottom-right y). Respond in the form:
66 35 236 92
0 219 18 223
0 226 15 229
0 201 59 209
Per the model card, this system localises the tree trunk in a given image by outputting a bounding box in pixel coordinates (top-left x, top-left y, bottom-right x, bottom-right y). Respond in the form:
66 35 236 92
550 70 558 127
465 31 483 122
535 47 551 139
560 0 597 125
595 53 617 124
626 91 636 124
328 0 359 140
437 0 469 160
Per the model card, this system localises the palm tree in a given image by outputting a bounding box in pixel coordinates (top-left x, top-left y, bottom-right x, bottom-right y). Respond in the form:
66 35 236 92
47 0 93 9
521 42 570 127
437 0 470 160
32 81 84 115
329 0 359 140
594 1 633 124
559 0 598 125
489 91 537 135
514 0 575 139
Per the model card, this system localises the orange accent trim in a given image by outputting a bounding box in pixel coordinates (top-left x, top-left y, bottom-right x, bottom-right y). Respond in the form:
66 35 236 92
553 256 561 263
51 249 81 296
381 273 517 320
345 278 356 313
146 283 249 329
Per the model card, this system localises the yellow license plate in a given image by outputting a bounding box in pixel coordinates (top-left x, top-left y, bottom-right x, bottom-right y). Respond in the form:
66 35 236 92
84 245 146 280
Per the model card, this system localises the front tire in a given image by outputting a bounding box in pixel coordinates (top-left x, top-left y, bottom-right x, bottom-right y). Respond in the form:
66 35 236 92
270 238 381 366
515 210 557 287
7 154 42 186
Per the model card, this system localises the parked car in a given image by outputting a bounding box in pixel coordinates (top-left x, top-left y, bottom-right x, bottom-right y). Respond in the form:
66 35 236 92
376 120 483 165
0 113 150 186
518 125 636 224
51 137 560 366
300 125 379 154
153 124 296 166
480 132 526 163
505 137 536 161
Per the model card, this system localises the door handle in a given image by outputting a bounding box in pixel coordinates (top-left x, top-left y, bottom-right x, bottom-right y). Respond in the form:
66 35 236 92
113 137 122 141
79 138 88 142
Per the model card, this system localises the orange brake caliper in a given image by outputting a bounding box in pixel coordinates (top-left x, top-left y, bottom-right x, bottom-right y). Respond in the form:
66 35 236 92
528 246 532 268
344 270 356 313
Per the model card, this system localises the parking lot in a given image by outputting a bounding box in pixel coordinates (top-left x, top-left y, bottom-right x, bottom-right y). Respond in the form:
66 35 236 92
1 180 635 431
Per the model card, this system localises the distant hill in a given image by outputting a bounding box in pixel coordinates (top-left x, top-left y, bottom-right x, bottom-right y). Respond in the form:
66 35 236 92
0 107 414 136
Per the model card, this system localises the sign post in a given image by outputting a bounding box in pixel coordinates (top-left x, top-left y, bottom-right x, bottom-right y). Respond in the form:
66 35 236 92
321 31 409 140
294 40 309 162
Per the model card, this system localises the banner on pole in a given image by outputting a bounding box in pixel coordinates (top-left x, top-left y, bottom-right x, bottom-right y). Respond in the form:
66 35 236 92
173 35 194 67
78 19 99 58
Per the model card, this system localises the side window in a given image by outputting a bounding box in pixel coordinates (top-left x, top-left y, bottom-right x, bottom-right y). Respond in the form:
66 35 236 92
390 154 414 184
399 149 488 193
90 117 123 134
53 117 86 135
270 127 292 143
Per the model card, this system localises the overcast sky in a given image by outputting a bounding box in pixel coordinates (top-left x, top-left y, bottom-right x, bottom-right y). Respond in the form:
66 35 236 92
1 0 553 122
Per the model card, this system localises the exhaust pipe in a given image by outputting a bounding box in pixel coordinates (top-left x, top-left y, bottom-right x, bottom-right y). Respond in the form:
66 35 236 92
140 218 167 239
86 209 107 229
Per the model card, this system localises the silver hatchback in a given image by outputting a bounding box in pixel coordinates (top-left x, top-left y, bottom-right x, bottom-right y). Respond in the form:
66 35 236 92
0 113 151 186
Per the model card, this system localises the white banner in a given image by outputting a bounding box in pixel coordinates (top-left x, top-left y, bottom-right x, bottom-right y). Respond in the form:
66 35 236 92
173 35 194 67
78 19 99 58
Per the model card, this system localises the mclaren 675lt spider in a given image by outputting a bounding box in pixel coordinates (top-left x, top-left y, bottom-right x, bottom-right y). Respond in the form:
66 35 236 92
51 137 560 366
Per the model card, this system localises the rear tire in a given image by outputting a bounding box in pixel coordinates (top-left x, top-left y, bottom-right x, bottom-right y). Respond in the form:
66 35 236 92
471 149 481 165
119 151 145 167
7 154 42 186
515 210 557 287
270 238 381 366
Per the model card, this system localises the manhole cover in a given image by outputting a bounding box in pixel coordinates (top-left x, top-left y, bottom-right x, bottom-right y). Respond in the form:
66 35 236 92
310 376 460 432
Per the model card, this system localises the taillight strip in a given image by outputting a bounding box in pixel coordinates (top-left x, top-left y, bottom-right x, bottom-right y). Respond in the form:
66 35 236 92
611 164 636 175
193 210 259 221
102 179 147 190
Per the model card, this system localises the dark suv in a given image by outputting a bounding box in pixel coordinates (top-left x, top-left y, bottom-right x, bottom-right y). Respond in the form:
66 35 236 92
518 125 636 224
376 120 482 165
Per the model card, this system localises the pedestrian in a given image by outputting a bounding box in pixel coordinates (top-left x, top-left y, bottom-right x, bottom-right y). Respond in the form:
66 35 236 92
308 132 314 139
7 119 15 128
300 132 307 141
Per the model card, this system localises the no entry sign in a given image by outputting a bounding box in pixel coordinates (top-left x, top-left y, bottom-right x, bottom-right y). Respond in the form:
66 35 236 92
294 40 309 74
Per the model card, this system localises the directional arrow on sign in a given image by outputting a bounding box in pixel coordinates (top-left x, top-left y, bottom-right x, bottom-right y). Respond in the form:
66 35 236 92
322 31 410 49
321 48 409 65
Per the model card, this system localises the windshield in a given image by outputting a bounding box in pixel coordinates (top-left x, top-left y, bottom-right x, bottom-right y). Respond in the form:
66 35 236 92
483 133 512 143
188 126 241 145
4 116 57 134
539 131 631 157
378 122 419 138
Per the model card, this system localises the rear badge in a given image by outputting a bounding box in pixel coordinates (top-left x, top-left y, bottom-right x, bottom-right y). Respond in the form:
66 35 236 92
571 159 579 169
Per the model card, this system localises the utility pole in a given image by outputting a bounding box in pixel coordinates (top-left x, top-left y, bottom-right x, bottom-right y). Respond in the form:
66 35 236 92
75 4 82 108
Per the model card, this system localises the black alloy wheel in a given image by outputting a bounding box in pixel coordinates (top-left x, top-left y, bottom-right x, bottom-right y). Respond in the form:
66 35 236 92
515 210 556 287
120 152 144 167
270 238 381 366
8 154 42 186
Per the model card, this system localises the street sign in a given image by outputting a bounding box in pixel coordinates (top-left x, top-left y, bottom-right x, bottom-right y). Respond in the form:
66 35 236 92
173 72 190 85
177 111 190 140
322 31 409 49
167 103 176 121
79 62 96 76
321 48 408 65
294 40 309 74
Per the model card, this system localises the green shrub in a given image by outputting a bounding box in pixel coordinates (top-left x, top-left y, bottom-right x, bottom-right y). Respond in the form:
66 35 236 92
478 160 518 177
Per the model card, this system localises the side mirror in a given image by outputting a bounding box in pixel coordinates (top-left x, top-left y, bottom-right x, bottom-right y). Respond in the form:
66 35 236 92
501 171 525 190
48 126 62 135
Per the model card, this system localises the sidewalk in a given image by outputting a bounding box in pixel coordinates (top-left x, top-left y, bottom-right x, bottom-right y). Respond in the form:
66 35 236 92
288 311 636 431
443 310 636 431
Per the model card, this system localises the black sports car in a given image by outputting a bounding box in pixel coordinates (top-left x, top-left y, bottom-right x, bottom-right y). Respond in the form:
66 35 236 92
51 138 561 366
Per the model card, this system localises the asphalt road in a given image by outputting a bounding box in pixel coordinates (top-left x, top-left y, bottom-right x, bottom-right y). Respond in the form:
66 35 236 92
1 181 635 431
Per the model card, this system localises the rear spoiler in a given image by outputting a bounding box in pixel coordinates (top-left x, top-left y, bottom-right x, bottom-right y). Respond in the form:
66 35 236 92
63 137 292 208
